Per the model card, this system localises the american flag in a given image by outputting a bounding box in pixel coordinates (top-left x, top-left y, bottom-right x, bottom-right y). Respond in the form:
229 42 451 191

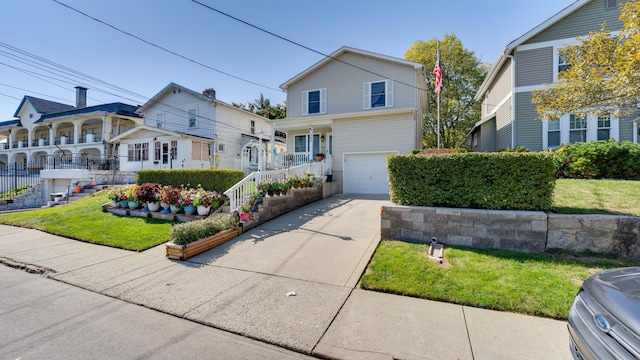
433 42 443 94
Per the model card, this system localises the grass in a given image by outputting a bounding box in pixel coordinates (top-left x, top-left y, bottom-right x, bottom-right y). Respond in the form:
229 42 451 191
0 190 175 251
553 179 640 216
361 241 640 320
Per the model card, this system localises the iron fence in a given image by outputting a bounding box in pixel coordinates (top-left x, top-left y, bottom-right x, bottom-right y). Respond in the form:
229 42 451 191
0 162 42 201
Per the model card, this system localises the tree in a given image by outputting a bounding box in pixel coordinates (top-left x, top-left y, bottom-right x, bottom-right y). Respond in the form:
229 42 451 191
532 1 640 119
405 34 488 148
232 93 286 120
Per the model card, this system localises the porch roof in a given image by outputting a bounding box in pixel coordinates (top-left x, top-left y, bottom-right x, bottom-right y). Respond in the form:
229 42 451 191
38 102 141 122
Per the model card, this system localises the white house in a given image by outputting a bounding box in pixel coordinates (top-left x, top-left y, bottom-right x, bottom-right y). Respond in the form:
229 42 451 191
275 46 426 194
118 82 284 172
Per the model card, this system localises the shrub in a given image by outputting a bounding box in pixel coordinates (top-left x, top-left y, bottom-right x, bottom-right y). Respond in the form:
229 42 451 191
136 169 244 193
387 152 556 211
415 148 466 155
553 140 640 180
169 214 238 245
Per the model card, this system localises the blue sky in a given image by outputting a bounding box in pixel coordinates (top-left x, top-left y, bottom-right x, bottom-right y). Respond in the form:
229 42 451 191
0 0 575 118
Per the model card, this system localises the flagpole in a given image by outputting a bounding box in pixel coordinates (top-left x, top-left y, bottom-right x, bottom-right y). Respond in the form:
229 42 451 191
437 91 440 149
435 40 441 149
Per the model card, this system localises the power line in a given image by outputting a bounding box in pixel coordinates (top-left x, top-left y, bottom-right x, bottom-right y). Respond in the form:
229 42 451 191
191 0 428 92
0 82 71 103
51 0 281 92
0 92 21 101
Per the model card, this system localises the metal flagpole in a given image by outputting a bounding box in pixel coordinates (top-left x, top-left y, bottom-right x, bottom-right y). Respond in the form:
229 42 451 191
433 40 443 149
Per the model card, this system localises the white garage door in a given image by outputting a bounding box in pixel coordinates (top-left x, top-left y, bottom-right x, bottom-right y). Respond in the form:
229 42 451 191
343 153 394 194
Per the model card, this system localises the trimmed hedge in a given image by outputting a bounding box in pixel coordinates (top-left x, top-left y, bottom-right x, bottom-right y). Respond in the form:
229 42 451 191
387 153 556 211
554 140 640 180
136 169 245 193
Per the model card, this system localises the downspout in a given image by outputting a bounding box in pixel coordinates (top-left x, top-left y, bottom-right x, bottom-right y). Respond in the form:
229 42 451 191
505 52 516 149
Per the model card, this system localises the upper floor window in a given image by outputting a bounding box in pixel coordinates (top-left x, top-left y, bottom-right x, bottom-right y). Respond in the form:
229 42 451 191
364 80 393 109
569 114 587 143
558 51 571 74
250 120 255 134
156 113 164 128
302 88 326 115
188 109 197 128
606 0 618 9
597 114 611 140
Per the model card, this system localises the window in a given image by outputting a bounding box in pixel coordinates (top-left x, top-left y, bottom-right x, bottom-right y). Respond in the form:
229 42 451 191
293 134 320 154
548 119 561 148
606 0 618 9
472 133 479 147
170 140 177 160
250 120 255 134
192 141 210 161
156 113 164 128
154 141 161 162
597 114 611 140
558 51 571 73
569 114 587 143
364 80 393 109
302 88 326 115
127 142 149 161
217 143 225 152
188 109 197 128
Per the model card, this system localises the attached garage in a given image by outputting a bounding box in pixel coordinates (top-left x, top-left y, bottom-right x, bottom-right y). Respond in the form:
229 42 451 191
343 152 397 194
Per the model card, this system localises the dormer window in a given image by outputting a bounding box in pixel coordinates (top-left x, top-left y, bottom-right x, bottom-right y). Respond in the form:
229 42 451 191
29 114 33 118
302 88 326 115
364 80 393 109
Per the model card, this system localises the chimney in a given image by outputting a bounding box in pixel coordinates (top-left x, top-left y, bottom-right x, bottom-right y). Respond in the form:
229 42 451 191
203 88 216 99
75 86 87 108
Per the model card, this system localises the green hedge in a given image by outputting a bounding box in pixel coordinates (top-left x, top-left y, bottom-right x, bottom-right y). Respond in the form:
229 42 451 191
136 169 245 193
554 140 640 180
387 153 556 211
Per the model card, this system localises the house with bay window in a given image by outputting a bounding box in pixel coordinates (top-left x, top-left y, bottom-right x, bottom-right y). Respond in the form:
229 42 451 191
276 46 426 194
471 0 637 152
112 82 282 172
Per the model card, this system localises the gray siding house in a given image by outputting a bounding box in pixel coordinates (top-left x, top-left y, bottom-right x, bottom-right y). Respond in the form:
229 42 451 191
277 46 426 194
472 0 637 152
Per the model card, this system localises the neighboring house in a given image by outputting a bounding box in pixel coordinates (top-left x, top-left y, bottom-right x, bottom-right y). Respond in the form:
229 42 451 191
120 82 283 172
0 86 142 167
276 46 426 194
471 0 637 152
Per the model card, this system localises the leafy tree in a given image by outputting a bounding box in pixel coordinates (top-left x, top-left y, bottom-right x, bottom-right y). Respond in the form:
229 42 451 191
232 93 286 120
405 34 488 148
532 1 640 119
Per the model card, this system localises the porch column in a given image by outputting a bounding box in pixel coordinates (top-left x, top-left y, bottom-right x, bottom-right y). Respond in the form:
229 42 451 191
308 126 314 163
49 125 54 146
270 125 275 168
74 121 80 146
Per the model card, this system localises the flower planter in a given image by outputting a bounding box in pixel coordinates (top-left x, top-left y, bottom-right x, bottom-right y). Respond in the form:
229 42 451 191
184 205 196 215
147 201 160 212
170 204 181 213
111 200 120 208
120 200 129 208
197 205 211 216
239 213 250 221
128 201 140 209
166 227 241 260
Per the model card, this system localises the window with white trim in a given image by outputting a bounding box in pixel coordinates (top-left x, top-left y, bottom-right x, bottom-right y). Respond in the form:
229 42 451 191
192 141 210 161
127 142 149 161
154 141 161 162
250 120 255 134
155 113 164 128
217 143 225 152
569 114 587 143
188 109 197 128
170 140 178 159
302 88 327 115
606 0 618 9
597 114 611 140
363 80 393 109
293 134 320 154
547 118 561 148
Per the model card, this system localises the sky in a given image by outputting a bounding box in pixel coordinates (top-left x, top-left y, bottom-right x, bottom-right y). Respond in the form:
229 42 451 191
0 0 576 119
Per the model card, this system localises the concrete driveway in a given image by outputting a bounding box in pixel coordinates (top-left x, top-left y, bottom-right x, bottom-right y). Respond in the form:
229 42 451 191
188 194 390 288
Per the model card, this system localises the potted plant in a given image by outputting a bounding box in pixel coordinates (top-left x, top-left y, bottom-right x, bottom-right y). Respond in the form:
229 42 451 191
107 185 126 207
181 187 197 215
279 179 291 195
193 185 221 216
126 185 140 209
135 182 161 211
160 185 182 213
239 205 251 221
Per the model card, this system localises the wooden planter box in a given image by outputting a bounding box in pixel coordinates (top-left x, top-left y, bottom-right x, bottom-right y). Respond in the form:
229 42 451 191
165 227 241 260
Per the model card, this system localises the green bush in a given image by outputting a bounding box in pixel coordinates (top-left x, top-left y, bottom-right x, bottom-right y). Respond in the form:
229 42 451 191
169 214 238 245
136 169 245 193
554 140 640 180
387 152 556 211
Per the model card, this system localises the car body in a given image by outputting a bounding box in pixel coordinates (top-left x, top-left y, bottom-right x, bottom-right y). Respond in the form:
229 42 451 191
568 267 640 359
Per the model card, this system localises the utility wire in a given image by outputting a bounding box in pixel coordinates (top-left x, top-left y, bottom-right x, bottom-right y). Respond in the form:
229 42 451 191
51 0 281 92
0 82 70 103
191 0 428 92
0 92 21 101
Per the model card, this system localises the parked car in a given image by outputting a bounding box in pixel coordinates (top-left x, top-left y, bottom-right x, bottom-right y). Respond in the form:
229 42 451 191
568 267 640 359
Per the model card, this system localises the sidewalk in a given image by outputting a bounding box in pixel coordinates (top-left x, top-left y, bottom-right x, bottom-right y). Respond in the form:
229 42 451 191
0 195 572 359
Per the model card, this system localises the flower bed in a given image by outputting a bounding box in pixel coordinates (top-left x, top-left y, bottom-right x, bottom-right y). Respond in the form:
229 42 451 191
165 214 240 260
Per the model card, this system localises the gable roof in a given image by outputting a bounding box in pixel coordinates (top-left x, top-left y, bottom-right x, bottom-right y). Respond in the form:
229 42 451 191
475 0 591 100
110 124 214 143
13 96 75 117
39 102 141 122
280 46 424 91
0 119 21 129
136 82 214 114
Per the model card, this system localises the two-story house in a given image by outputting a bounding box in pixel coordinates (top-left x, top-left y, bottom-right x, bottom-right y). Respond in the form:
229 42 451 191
0 86 142 168
112 82 283 172
472 0 638 152
276 46 426 194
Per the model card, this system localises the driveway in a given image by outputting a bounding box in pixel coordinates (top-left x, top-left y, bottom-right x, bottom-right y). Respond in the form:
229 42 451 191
188 194 391 288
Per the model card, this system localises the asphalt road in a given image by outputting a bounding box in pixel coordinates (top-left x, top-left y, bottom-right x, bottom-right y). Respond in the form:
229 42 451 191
0 266 313 360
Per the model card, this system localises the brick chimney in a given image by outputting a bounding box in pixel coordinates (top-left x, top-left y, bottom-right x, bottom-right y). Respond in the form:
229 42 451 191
75 86 87 108
203 88 216 99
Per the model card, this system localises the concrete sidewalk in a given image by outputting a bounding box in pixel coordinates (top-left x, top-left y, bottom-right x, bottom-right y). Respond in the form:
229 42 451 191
0 195 572 359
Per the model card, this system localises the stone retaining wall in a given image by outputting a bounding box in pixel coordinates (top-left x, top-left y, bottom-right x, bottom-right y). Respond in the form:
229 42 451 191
381 205 640 258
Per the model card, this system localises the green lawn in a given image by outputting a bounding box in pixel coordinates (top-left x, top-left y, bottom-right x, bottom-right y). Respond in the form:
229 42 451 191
0 190 175 251
553 179 640 216
361 241 640 320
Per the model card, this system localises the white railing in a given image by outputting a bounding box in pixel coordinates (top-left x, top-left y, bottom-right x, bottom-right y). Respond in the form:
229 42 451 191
273 152 311 168
223 161 328 212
